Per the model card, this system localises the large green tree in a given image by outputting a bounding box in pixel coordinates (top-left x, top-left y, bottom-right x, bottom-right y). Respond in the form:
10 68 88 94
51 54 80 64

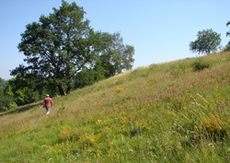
13 1 134 96
14 1 93 95
92 32 134 77
189 29 221 54
74 32 134 88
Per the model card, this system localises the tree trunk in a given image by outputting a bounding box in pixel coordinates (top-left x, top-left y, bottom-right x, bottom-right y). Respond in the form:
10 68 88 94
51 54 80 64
66 81 72 94
57 84 65 96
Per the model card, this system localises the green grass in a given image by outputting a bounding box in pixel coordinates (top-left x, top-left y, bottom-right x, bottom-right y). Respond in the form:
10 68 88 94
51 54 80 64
1 51 230 162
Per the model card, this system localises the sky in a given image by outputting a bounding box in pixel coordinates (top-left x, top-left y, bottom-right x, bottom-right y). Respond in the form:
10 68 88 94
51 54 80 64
0 0 229 79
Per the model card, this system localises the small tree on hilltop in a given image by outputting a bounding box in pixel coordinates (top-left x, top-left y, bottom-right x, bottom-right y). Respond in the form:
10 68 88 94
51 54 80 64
189 29 221 55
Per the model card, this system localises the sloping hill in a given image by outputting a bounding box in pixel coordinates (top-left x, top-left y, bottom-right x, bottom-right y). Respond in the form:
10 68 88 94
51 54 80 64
0 51 230 162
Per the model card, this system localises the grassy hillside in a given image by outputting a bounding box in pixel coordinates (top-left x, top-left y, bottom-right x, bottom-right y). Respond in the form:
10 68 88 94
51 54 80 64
0 51 230 162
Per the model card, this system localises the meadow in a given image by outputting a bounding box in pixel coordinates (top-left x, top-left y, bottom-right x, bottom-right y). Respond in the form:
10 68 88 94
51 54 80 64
0 51 230 162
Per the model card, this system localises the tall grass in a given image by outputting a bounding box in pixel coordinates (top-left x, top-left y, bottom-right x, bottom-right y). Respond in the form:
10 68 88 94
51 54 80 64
0 51 230 162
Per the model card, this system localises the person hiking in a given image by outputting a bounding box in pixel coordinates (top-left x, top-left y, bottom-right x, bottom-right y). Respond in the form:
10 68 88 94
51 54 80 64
43 94 53 115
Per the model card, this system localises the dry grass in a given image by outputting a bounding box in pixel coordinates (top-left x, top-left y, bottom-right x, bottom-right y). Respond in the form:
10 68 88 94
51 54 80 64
0 51 230 162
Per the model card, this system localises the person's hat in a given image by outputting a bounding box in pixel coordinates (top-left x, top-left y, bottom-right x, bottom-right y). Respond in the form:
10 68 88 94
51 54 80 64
46 94 49 97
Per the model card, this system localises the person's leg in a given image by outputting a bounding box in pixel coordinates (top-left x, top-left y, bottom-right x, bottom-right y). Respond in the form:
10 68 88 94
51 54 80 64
46 108 50 115
45 107 48 113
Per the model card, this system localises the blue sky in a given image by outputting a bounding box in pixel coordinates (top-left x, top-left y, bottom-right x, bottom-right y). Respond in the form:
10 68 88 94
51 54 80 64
0 0 229 79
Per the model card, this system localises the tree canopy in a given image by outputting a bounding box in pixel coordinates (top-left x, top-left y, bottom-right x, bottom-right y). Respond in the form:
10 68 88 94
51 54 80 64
224 21 230 51
0 77 6 95
12 1 134 96
227 21 230 37
189 29 221 55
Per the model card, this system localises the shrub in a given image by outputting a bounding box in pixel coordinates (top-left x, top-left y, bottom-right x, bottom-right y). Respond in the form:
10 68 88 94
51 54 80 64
58 126 88 142
201 114 227 142
74 69 97 88
116 86 124 93
224 43 230 51
192 59 210 71
0 96 17 112
58 126 82 142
